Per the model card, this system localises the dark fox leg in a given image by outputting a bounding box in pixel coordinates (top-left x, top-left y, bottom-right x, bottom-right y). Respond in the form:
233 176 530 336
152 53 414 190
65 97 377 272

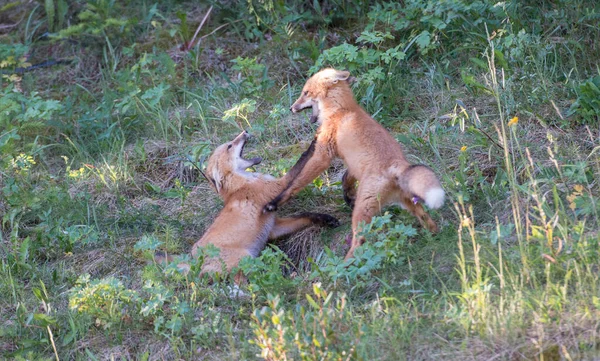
399 196 438 233
300 212 340 228
265 133 333 212
342 169 357 209
269 213 340 240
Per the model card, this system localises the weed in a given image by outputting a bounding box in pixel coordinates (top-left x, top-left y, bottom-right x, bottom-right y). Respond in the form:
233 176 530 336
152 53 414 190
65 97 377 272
251 283 360 361
569 75 600 125
69 274 139 330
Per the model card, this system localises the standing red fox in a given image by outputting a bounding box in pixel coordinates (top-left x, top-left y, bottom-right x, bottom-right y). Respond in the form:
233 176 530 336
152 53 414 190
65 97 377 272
158 131 339 281
265 68 445 260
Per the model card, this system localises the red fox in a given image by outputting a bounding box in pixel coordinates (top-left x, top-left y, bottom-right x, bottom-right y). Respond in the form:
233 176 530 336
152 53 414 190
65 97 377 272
159 131 339 281
265 68 445 260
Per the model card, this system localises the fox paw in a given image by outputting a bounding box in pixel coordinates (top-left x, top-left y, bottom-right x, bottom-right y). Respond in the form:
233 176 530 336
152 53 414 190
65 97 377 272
343 193 356 209
263 202 278 213
312 214 340 228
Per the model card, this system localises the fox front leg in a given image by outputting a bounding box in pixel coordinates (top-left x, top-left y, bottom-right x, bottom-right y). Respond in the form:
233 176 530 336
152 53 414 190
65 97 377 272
264 137 331 212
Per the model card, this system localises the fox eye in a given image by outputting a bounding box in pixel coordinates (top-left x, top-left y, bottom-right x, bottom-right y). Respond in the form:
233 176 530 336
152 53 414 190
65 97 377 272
303 91 309 96
227 144 232 150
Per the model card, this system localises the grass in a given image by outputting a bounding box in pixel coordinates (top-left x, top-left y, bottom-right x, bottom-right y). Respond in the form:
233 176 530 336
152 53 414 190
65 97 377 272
1 0 600 360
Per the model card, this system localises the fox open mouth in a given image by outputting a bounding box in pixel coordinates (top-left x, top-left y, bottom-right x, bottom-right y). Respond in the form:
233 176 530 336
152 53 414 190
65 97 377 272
297 104 319 123
240 138 262 166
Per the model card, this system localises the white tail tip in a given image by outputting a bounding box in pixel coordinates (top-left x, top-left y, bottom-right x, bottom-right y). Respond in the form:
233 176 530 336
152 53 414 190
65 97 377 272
424 188 445 209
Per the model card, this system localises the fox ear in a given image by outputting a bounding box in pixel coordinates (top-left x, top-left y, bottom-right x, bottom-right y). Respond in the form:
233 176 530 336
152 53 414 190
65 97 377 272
331 70 350 84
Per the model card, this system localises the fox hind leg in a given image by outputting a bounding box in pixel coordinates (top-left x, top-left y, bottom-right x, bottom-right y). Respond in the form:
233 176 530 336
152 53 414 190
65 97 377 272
347 200 381 260
346 182 387 260
399 196 438 233
269 214 340 240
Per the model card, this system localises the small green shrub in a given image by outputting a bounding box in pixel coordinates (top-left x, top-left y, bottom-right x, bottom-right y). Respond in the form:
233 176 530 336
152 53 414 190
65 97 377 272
366 0 501 55
53 0 135 45
231 57 274 98
569 75 600 125
2 157 96 261
190 305 227 348
238 246 299 295
69 274 139 330
311 214 415 287
222 98 257 129
310 34 405 84
251 283 360 361
0 87 62 151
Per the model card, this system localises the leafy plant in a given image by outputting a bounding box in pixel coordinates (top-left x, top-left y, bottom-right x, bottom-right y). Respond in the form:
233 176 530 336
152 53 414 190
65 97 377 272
69 274 139 330
44 0 68 32
238 246 299 295
569 75 600 125
222 98 257 129
0 87 62 150
231 57 273 98
310 34 405 84
366 0 500 55
54 0 133 42
310 214 415 287
251 283 360 361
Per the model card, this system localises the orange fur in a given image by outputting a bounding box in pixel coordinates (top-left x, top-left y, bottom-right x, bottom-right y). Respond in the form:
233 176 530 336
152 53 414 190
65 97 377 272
266 69 445 260
157 131 339 280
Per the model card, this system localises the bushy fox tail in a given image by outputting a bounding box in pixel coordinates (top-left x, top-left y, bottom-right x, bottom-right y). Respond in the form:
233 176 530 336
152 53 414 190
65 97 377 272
399 165 445 209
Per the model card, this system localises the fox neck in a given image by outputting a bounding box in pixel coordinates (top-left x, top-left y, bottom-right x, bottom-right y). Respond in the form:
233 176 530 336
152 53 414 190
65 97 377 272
219 171 262 202
318 85 358 124
218 173 243 201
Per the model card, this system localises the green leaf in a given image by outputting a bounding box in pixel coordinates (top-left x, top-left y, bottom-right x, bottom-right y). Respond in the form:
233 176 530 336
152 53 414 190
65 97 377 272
306 294 319 310
45 0 55 32
19 237 30 264
56 0 67 29
165 316 182 333
469 57 488 70
414 31 431 52
33 313 56 327
494 49 509 70
32 287 44 302
0 129 20 148
134 235 162 252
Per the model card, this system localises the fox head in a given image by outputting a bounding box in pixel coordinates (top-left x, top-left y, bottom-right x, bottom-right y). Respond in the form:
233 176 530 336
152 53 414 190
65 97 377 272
290 68 355 124
205 131 262 194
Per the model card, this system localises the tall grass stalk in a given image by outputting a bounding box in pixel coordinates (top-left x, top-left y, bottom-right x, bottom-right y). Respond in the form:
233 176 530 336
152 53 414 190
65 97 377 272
454 201 488 333
484 25 529 282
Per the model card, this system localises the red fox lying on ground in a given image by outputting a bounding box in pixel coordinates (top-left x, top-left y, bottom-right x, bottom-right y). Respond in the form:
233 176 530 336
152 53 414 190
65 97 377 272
158 131 339 282
265 68 445 260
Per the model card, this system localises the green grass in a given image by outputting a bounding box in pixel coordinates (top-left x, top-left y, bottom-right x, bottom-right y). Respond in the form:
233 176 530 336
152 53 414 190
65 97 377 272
1 0 600 360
